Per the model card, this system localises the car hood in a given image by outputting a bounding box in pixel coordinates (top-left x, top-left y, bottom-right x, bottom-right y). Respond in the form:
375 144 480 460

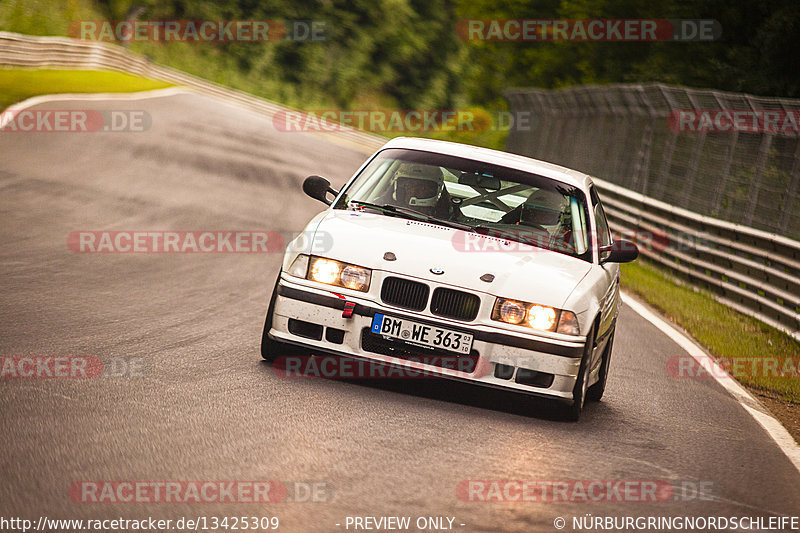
312 210 592 308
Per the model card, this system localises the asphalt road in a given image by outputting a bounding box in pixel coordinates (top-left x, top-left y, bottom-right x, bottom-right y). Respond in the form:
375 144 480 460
1 92 799 533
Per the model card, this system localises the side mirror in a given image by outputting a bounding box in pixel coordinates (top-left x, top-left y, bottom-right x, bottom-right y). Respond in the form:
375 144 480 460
302 175 338 205
600 239 639 263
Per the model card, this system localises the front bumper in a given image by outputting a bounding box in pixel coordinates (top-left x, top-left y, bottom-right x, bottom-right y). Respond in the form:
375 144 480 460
269 276 587 401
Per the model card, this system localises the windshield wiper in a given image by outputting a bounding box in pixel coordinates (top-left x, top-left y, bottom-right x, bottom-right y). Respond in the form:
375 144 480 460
349 201 474 232
388 205 476 232
348 200 399 214
472 225 547 249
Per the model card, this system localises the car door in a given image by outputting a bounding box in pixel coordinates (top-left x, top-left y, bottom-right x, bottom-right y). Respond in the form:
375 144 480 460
591 185 619 350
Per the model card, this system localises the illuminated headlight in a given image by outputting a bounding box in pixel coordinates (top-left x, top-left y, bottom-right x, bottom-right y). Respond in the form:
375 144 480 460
307 256 371 292
528 304 557 330
310 257 340 284
492 298 580 335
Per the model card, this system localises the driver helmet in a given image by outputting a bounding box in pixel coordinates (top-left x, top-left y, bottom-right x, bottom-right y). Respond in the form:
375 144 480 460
520 188 568 226
392 164 444 212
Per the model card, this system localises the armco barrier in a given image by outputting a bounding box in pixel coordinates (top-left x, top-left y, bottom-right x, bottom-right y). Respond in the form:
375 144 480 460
594 176 800 340
1 32 798 339
505 84 800 239
505 83 800 340
0 31 385 153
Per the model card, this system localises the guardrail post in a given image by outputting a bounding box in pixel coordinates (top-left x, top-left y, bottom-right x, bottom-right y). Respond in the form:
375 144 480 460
632 85 655 194
779 138 800 234
744 133 774 227
710 92 738 217
651 86 680 201
531 91 548 158
680 91 707 209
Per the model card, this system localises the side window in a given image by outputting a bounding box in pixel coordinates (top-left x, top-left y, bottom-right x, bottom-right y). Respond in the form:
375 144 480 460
595 203 611 247
590 186 612 251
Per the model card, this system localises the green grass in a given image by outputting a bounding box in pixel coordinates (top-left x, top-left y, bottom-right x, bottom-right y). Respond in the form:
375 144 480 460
0 69 173 110
0 0 104 37
621 260 800 403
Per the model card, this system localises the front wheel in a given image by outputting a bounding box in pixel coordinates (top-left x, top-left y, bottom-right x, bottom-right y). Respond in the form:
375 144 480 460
261 275 304 362
562 323 595 421
586 330 614 402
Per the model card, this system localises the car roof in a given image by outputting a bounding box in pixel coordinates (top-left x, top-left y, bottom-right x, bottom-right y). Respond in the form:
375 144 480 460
380 137 594 191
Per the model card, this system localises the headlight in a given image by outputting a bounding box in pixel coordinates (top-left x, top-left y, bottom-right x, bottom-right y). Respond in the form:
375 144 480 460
528 304 557 330
497 299 526 324
310 257 340 284
307 256 371 292
340 265 370 290
492 297 580 335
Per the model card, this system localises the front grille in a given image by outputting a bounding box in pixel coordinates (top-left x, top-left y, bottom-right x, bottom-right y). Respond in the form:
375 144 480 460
381 277 429 311
430 288 480 321
360 328 479 373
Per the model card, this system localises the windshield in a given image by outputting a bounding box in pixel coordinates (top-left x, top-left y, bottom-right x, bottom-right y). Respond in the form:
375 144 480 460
334 148 592 261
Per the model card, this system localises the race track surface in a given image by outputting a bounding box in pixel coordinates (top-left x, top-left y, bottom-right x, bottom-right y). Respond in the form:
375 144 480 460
1 92 799 532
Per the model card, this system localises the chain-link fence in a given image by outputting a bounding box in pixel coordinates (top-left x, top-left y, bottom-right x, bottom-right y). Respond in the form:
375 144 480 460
505 84 800 240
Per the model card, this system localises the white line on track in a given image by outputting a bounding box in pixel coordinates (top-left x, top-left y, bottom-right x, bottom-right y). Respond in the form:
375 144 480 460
1 86 189 117
1 87 384 153
622 290 800 475
0 87 190 132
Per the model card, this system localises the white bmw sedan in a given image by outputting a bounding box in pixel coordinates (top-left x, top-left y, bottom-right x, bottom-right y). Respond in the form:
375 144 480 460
261 137 638 420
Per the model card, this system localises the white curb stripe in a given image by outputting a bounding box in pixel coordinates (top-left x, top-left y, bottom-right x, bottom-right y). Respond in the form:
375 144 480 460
621 291 800 474
0 87 191 132
1 87 382 154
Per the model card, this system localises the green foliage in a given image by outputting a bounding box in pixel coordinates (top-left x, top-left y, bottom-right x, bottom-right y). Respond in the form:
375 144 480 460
457 0 800 105
2 0 800 145
0 0 107 36
122 0 466 110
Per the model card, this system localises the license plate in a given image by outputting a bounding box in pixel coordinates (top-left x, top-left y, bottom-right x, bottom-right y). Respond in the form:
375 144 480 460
370 314 473 355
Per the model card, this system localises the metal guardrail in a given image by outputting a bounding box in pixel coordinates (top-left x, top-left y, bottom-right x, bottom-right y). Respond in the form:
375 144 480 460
594 177 800 340
505 84 800 240
0 31 385 153
505 84 800 340
1 32 798 340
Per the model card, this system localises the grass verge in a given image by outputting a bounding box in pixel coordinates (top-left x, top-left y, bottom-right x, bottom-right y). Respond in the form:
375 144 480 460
621 260 800 401
0 69 173 110
621 259 800 440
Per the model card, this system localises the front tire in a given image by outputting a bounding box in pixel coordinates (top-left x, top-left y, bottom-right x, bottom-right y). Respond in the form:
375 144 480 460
261 275 304 362
586 330 614 402
562 323 595 421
